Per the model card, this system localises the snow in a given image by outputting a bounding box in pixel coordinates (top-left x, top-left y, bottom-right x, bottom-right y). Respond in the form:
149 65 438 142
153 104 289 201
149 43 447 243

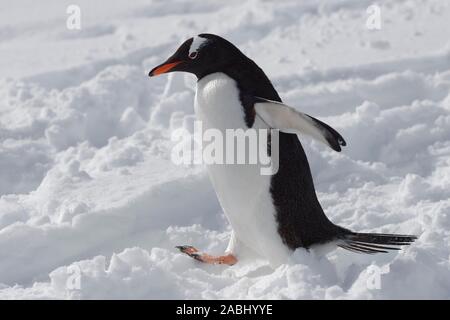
0 0 449 299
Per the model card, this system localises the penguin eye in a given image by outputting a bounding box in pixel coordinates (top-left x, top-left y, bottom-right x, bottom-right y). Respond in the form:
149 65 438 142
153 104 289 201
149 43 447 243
189 51 198 59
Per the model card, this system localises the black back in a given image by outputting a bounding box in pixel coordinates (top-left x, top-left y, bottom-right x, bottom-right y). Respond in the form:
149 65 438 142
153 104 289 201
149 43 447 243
197 35 349 249
151 34 416 253
172 34 349 249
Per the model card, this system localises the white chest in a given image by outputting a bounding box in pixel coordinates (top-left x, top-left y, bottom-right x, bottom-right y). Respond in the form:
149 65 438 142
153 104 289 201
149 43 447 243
195 73 247 130
194 73 290 264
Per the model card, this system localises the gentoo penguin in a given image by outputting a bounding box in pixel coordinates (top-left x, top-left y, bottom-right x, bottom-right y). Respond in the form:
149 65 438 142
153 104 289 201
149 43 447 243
148 34 416 266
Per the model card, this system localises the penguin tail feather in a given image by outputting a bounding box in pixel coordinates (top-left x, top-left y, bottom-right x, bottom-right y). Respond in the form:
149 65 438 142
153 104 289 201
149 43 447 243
337 232 417 254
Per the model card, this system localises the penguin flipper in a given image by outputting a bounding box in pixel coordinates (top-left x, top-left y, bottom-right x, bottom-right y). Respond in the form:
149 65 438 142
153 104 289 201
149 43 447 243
253 97 346 152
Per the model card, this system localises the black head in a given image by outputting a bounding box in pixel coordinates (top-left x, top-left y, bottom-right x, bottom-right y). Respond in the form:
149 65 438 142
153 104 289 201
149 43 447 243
148 34 245 80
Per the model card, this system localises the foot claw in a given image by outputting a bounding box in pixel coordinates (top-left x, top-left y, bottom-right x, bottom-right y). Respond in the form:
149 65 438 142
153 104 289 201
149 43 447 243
190 253 205 262
175 245 237 266
175 245 199 255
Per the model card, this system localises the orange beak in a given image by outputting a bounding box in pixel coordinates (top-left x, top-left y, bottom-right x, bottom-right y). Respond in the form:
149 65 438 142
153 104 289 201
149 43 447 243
148 61 182 77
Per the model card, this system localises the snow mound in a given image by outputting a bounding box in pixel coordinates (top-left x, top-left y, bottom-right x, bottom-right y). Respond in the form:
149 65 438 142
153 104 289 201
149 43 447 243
0 0 449 299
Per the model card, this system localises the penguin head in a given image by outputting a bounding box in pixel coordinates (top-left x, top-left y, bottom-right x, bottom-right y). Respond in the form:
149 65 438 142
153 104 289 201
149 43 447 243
149 34 242 79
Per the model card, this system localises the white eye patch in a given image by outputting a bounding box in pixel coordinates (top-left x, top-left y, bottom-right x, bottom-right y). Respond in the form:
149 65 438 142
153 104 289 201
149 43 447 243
189 51 198 59
189 35 209 55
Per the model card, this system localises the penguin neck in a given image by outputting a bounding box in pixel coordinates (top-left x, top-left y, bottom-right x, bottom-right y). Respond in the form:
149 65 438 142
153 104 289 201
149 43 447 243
197 57 282 103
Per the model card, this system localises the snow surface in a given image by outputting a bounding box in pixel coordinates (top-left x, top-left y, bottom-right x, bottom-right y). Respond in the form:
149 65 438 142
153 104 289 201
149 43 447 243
1 0 450 299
